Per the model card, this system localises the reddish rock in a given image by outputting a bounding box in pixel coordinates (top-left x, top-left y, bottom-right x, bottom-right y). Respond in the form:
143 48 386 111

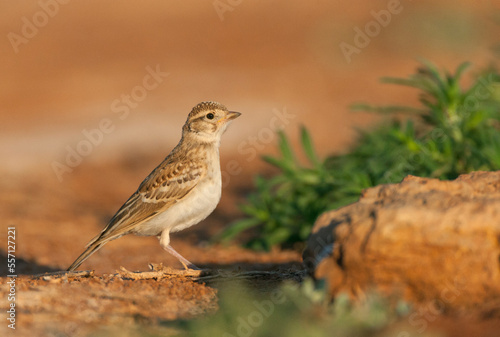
303 171 500 310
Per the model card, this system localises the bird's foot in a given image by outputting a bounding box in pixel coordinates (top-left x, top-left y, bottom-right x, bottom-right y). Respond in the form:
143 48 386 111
179 260 201 271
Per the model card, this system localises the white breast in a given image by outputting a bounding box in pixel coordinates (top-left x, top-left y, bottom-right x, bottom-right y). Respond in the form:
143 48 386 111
134 156 222 236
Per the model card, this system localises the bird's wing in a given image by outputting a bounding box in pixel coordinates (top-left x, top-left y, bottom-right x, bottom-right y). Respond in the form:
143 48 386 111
87 158 207 246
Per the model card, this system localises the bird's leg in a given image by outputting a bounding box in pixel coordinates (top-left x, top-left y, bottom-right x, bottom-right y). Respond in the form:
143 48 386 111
159 231 200 270
163 245 200 270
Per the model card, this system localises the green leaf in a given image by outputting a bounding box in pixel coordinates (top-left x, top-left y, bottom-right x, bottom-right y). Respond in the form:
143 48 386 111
278 130 296 164
300 126 321 168
454 61 471 80
263 155 295 173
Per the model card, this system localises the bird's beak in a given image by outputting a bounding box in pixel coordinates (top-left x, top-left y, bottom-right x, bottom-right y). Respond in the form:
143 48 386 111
219 111 241 124
227 111 241 120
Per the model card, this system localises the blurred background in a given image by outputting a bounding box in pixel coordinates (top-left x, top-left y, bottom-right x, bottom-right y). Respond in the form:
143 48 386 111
1 0 500 270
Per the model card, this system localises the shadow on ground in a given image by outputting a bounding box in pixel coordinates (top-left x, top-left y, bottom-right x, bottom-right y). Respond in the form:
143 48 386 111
0 253 60 276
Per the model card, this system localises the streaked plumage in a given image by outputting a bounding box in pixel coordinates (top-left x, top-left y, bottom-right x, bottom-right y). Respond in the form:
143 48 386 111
67 101 240 271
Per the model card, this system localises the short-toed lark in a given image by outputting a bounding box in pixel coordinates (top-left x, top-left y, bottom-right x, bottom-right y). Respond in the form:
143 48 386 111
67 101 241 271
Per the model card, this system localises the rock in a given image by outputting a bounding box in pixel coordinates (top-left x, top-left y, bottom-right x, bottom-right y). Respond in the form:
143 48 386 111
303 171 500 310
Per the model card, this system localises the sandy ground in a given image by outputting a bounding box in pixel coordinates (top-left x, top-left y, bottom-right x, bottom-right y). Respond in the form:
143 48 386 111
1 1 500 336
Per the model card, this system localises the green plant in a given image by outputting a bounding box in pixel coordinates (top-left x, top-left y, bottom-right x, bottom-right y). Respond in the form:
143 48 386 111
350 62 500 179
220 61 500 250
218 127 344 251
176 279 409 337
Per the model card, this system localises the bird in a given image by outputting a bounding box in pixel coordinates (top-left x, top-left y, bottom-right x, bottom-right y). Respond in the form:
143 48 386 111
67 101 241 271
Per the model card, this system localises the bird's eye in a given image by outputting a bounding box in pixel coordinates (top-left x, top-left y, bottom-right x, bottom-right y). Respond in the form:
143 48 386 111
206 113 215 120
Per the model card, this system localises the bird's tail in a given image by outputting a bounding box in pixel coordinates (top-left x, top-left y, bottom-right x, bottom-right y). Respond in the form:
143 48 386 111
67 240 104 271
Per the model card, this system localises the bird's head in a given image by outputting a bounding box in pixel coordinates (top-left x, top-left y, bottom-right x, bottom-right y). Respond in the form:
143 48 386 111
183 101 241 144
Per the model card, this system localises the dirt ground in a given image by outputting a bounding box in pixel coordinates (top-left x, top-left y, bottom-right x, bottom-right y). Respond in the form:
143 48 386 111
1 1 500 336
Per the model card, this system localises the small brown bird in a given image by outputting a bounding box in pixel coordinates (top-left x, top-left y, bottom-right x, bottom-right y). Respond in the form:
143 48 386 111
67 101 241 271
